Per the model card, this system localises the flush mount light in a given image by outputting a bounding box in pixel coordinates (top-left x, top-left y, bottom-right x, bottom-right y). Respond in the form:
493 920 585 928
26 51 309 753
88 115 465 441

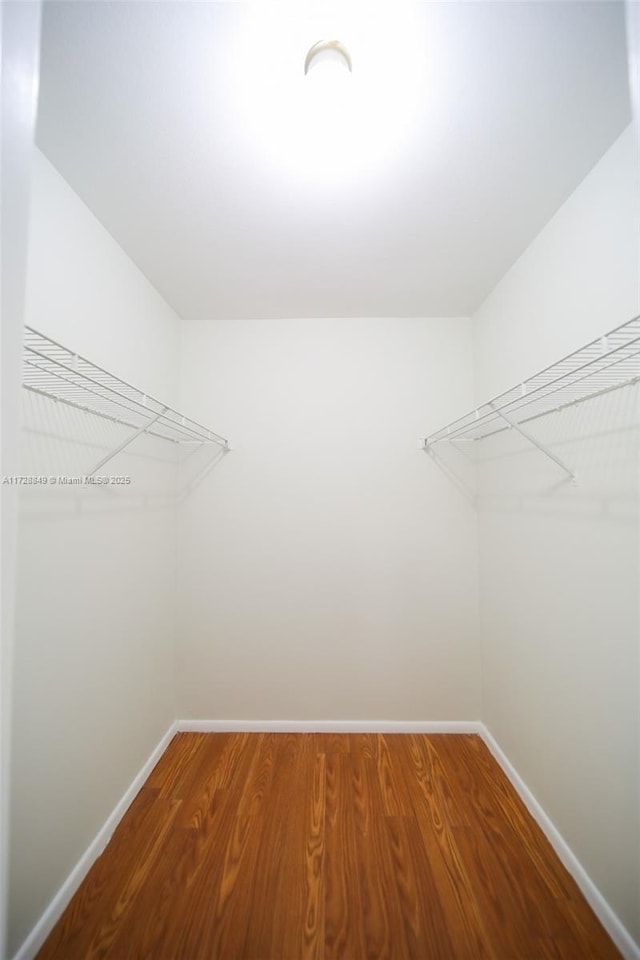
234 6 430 186
304 39 352 75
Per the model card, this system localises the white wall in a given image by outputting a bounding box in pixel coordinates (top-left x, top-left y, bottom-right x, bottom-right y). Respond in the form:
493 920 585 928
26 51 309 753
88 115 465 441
627 0 640 942
1 5 41 956
474 126 640 399
473 124 640 944
8 151 181 956
176 316 480 722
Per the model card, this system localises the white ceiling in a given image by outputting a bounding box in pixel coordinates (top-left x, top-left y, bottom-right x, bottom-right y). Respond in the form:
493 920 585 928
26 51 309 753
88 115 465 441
36 1 631 322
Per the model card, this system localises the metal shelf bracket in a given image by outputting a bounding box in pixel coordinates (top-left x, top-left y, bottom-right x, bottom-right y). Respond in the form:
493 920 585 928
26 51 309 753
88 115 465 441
87 407 167 476
488 402 576 482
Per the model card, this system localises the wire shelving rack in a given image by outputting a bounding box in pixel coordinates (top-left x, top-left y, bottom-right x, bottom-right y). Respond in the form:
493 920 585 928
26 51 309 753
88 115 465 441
22 326 229 476
422 315 640 481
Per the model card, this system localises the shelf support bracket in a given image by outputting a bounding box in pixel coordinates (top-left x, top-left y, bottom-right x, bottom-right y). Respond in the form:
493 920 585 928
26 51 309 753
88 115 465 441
489 403 576 482
87 407 168 477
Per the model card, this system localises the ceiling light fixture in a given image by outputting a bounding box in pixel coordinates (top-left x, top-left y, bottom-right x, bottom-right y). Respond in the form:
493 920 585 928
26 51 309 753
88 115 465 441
233 5 432 187
304 39 352 76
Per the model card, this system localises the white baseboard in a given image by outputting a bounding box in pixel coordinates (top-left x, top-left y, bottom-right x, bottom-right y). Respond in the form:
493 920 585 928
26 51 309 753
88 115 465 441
175 718 482 734
479 723 640 960
12 721 178 960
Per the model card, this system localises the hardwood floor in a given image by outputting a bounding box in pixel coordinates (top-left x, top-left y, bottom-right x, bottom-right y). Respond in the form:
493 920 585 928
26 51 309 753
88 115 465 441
37 733 623 959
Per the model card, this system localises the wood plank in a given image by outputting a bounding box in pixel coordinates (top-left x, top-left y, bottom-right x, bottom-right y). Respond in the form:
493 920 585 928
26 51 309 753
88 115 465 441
145 732 212 798
176 731 250 828
158 735 260 960
240 733 315 959
324 753 366 958
421 734 473 827
100 823 216 960
349 743 410 959
104 734 259 960
303 751 326 957
376 734 411 816
205 815 262 960
234 731 278 819
453 822 542 956
385 815 456 958
315 732 350 755
349 732 378 760
392 734 496 959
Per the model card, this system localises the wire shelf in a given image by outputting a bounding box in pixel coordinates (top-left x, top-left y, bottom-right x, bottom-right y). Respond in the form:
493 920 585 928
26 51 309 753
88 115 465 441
425 315 640 447
22 326 229 472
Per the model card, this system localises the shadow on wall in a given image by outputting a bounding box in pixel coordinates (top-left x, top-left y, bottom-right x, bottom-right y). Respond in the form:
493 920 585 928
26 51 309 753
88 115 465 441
423 441 477 505
177 441 230 503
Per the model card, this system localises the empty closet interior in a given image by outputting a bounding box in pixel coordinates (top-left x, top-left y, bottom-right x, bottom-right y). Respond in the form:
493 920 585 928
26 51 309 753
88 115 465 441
5 1 640 958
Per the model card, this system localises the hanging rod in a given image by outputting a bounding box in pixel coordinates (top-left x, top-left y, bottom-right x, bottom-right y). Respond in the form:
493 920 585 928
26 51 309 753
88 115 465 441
421 314 640 479
22 326 230 474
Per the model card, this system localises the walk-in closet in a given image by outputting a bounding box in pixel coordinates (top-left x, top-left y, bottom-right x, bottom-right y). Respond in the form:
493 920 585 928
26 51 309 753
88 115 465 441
2 1 639 958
